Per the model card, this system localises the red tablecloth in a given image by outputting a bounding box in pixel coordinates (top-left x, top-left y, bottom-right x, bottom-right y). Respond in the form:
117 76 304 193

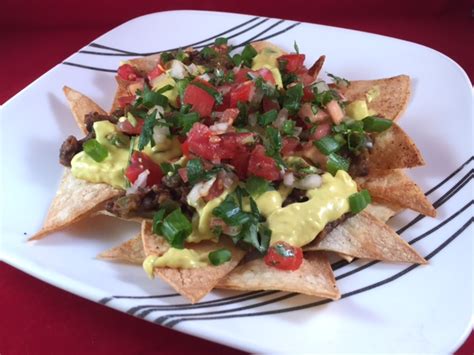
1 1 472 354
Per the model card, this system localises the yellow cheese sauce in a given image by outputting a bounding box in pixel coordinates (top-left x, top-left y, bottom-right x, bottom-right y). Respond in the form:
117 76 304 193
251 47 284 88
345 85 380 120
71 121 181 189
267 170 357 247
143 248 209 277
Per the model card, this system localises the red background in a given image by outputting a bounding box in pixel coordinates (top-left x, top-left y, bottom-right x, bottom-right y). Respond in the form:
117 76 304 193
1 1 472 354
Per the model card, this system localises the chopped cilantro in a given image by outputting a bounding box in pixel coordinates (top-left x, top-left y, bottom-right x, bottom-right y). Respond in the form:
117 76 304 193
282 83 303 114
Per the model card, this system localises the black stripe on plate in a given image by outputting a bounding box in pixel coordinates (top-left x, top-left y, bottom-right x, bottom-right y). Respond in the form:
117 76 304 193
62 61 116 73
114 157 471 311
232 22 301 49
162 218 473 327
83 16 264 56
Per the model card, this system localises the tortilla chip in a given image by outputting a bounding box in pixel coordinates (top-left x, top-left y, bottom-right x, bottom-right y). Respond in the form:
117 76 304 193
356 169 436 217
309 55 326 79
98 234 145 264
217 252 340 300
63 86 107 134
314 211 426 264
367 123 425 169
126 53 162 73
337 253 354 263
94 210 144 224
341 75 411 120
30 169 122 240
141 221 246 303
251 40 288 54
110 77 130 113
364 200 403 223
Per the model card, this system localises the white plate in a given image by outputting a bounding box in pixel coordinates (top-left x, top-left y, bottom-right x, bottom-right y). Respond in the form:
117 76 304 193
1 10 473 353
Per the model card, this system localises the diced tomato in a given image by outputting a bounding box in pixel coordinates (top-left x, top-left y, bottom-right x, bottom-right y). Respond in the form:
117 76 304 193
229 148 250 179
178 168 188 183
303 86 314 102
230 81 255 108
147 64 165 81
281 137 300 156
186 123 221 161
203 178 225 202
125 152 163 187
183 79 216 117
235 68 252 83
256 68 276 85
181 141 190 156
311 122 332 140
117 95 136 108
247 145 281 181
278 54 305 73
117 64 140 81
264 242 303 271
262 97 280 112
219 132 254 159
117 118 145 135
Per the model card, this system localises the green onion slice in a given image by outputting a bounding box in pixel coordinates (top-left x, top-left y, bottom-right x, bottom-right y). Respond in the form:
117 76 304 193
83 139 108 162
208 248 232 265
362 116 393 132
314 136 343 155
349 189 372 213
326 153 350 175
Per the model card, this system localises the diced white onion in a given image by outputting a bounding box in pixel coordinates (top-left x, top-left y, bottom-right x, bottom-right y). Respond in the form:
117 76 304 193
273 108 289 128
153 125 170 145
198 73 211 82
147 105 165 117
294 174 322 190
186 177 217 206
283 172 295 187
126 169 150 195
169 60 187 80
186 63 200 76
248 112 258 127
209 122 229 134
314 81 329 93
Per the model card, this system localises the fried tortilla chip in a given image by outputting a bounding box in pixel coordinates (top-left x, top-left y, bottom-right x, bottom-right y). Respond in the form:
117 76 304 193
141 221 246 303
337 253 355 263
367 123 425 170
364 200 403 223
63 86 107 134
110 77 130 113
217 252 340 300
341 75 411 120
98 234 145 264
127 53 162 73
356 169 436 217
30 169 122 240
313 211 426 264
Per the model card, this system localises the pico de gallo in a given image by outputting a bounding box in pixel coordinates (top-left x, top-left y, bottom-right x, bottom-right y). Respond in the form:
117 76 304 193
60 38 394 272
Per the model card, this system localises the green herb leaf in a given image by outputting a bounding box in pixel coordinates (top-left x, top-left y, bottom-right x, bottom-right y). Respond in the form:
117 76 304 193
362 116 393 132
176 111 200 134
283 83 303 114
327 73 350 87
258 109 278 126
245 176 274 197
208 248 232 265
254 76 277 98
282 72 298 87
107 132 130 148
293 41 300 54
83 139 108 162
349 189 372 213
201 46 217 59
347 132 367 151
326 153 350 175
214 37 228 46
159 209 193 249
186 159 205 184
160 52 174 63
281 120 296 136
314 136 343 155
138 112 157 150
176 78 190 104
240 44 257 67
313 89 339 108
137 85 169 109
232 53 242 66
